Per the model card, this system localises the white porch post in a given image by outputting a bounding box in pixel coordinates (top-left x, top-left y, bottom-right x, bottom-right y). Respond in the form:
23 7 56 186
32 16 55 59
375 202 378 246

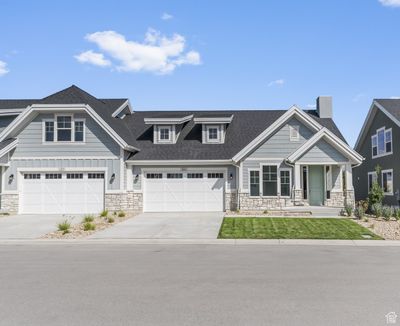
294 163 302 202
345 163 353 190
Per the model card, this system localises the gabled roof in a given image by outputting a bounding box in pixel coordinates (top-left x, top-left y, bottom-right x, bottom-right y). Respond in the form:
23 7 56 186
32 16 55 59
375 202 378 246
355 99 400 151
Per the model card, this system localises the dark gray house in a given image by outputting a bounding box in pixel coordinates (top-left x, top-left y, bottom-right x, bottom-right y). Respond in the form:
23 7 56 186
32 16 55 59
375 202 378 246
0 86 362 214
353 99 400 206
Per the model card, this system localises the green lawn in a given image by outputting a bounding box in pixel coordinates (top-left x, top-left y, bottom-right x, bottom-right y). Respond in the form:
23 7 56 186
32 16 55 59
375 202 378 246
218 217 382 240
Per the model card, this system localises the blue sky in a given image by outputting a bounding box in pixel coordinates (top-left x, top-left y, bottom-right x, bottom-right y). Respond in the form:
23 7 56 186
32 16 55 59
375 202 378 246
1 0 400 146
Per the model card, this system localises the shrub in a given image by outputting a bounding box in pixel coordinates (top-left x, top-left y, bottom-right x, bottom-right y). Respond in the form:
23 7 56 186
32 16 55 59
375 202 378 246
354 206 365 219
394 207 400 221
358 200 369 213
100 210 108 217
344 204 353 217
371 203 383 218
382 206 393 221
58 220 71 234
118 211 126 218
363 217 369 223
368 165 384 206
83 222 96 231
107 217 115 223
82 215 94 223
339 209 347 217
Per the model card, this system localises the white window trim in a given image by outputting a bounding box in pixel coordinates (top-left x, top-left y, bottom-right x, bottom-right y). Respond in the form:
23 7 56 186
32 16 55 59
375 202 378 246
279 168 292 198
42 114 86 144
248 169 261 198
206 126 220 143
372 127 392 159
289 125 300 141
367 171 377 192
381 169 394 196
260 163 280 198
157 125 173 143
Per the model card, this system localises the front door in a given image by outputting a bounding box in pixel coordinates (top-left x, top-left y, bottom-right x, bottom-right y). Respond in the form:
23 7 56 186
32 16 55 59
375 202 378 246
309 166 324 206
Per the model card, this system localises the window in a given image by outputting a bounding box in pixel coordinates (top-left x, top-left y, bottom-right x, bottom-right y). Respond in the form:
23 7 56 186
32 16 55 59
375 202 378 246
45 173 62 179
280 170 291 197
45 121 54 142
146 173 163 179
159 127 170 141
187 173 203 179
167 173 183 179
289 125 299 141
24 173 41 179
250 170 260 196
302 166 308 200
66 173 83 179
208 128 219 140
88 173 104 179
57 116 72 141
208 173 224 179
372 127 392 158
74 120 84 142
382 170 393 195
262 165 277 196
368 172 378 191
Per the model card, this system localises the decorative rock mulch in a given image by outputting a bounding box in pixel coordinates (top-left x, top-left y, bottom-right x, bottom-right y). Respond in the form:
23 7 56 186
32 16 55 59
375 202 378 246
41 213 136 239
355 217 400 240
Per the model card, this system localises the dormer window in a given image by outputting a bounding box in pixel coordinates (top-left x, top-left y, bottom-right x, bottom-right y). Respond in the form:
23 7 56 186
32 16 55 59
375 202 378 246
158 126 171 142
43 114 85 143
194 114 234 144
207 126 219 142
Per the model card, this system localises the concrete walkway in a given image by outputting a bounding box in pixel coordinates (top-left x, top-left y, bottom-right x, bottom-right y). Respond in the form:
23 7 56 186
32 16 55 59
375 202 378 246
0 214 81 239
89 212 225 239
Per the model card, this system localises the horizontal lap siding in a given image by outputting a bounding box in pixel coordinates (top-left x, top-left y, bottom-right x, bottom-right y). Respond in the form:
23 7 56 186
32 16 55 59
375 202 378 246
242 160 291 190
248 117 314 159
4 158 121 191
298 139 348 163
13 113 120 157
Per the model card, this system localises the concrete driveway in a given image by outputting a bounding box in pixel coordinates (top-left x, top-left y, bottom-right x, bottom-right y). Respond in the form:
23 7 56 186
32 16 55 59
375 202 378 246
89 212 225 239
0 214 81 239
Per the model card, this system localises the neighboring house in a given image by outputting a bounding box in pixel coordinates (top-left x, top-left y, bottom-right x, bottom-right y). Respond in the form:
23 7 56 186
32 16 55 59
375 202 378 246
0 86 362 214
353 99 400 206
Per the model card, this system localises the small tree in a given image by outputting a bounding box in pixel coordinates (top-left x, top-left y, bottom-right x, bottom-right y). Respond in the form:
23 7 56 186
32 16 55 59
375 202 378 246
368 165 384 206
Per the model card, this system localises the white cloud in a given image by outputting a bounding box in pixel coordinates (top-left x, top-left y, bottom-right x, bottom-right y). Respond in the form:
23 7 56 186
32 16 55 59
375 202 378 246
390 96 400 99
352 93 366 102
74 50 111 67
268 79 285 87
379 0 400 7
161 12 173 20
0 60 9 76
76 29 201 74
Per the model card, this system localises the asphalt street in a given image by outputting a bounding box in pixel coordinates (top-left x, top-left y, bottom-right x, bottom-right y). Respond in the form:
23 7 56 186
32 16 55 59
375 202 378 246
0 244 399 326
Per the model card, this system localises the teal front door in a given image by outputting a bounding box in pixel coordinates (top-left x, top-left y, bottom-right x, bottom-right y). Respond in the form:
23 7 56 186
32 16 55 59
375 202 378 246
309 166 324 206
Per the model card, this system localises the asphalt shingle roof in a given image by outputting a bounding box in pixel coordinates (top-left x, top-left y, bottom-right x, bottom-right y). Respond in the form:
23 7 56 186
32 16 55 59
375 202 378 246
375 99 400 122
0 85 348 160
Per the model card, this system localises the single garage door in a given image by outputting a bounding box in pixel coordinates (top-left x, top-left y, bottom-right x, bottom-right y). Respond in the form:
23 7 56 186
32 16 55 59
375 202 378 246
20 172 105 214
143 171 224 212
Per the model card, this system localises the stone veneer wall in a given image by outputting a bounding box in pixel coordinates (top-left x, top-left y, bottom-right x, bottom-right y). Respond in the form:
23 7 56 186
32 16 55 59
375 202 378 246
1 194 19 213
225 192 238 211
344 190 355 207
325 191 345 207
105 191 143 213
238 193 296 210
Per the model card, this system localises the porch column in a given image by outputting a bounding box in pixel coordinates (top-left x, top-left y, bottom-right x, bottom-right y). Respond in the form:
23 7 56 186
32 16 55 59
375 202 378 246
344 163 355 207
294 163 303 202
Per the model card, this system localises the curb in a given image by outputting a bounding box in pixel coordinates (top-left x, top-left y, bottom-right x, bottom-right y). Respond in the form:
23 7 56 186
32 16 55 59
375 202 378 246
0 238 400 246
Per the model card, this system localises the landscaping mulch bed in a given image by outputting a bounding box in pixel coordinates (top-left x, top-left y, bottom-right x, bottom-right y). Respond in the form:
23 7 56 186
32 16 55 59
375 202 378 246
41 213 136 239
355 217 400 240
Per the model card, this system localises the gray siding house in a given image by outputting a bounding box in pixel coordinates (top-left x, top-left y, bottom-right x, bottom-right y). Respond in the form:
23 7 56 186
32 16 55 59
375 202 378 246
353 99 400 206
0 86 362 214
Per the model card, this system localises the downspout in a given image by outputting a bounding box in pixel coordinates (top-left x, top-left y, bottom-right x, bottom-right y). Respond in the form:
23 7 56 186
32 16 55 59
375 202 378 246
284 159 296 206
232 160 241 211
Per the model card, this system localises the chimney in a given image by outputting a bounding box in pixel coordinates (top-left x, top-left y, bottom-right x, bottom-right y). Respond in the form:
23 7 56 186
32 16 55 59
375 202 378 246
316 96 332 119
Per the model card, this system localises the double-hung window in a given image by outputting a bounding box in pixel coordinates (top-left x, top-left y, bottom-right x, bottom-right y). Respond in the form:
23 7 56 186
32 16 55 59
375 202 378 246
74 120 84 142
45 121 54 142
208 127 219 141
372 127 392 158
382 170 393 195
249 170 260 196
368 172 377 191
57 116 72 141
262 165 277 196
280 170 291 197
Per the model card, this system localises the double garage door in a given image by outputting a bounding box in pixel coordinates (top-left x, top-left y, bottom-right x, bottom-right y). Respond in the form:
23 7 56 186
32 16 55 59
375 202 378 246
20 172 105 214
143 171 225 212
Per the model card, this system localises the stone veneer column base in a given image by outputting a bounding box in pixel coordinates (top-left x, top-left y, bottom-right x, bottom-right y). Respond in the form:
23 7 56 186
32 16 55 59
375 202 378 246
105 191 143 213
325 191 345 207
238 193 297 210
1 194 19 214
344 190 355 208
225 192 238 211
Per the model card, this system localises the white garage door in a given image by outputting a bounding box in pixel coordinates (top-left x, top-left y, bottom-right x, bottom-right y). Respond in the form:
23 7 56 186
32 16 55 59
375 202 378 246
21 172 105 214
144 171 224 212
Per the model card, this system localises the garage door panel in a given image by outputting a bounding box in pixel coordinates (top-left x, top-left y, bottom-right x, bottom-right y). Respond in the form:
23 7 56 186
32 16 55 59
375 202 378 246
144 172 224 212
21 173 104 214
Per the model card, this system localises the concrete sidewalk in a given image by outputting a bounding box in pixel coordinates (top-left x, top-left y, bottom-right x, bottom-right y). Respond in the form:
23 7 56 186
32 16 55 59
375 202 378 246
1 238 400 246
